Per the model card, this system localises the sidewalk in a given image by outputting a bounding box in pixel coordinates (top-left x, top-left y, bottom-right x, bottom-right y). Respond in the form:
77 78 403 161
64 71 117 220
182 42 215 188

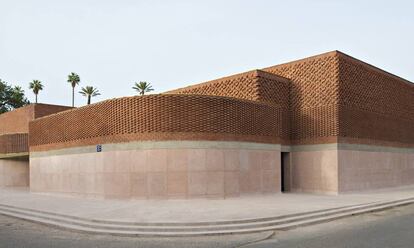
0 187 414 236
1 187 414 222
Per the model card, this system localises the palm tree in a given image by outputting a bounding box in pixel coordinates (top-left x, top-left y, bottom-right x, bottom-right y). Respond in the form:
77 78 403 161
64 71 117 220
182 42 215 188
132 81 154 95
67 72 80 107
28 80 44 103
79 86 100 105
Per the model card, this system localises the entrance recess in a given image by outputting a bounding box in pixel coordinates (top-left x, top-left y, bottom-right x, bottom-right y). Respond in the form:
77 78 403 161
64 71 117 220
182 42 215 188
281 152 291 192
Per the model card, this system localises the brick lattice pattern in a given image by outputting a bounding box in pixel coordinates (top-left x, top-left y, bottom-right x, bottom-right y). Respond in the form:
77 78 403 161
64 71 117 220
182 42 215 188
0 133 28 154
0 104 72 155
263 52 340 144
7 51 414 152
337 54 414 146
29 94 282 151
168 70 291 142
0 105 34 135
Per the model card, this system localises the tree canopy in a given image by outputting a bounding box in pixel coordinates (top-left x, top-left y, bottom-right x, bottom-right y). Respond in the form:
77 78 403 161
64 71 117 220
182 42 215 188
0 79 30 114
132 81 154 95
79 86 100 105
29 80 44 103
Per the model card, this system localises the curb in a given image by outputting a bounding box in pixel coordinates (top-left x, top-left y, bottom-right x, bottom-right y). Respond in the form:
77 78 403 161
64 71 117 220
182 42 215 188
0 197 413 237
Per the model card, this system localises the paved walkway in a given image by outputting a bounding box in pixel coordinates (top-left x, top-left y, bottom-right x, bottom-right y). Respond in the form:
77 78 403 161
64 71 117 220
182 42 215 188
1 187 414 223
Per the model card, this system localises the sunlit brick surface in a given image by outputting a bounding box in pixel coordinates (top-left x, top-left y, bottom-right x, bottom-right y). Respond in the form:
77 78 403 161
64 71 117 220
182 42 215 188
337 55 414 146
0 104 72 156
167 70 291 142
29 94 282 151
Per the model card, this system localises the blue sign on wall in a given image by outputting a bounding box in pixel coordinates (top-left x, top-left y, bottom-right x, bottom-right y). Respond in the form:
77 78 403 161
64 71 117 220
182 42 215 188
96 144 102 152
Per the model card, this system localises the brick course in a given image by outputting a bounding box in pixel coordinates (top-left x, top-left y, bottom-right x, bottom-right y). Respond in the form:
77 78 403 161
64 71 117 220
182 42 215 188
0 104 72 155
0 105 34 135
337 53 414 145
168 70 291 142
29 94 282 151
23 51 414 152
0 133 28 154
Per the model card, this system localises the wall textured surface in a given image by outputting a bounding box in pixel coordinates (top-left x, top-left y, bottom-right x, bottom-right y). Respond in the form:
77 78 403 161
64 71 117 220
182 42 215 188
339 150 414 192
289 150 338 194
22 50 414 196
168 70 291 142
29 94 282 151
263 52 340 144
0 133 28 155
0 159 29 187
338 54 414 147
0 105 34 135
33 104 73 119
30 144 281 199
0 104 72 135
0 104 72 156
263 51 414 147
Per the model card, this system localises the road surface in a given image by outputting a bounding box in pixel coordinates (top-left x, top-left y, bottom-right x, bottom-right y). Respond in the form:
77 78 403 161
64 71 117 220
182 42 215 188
1 204 414 247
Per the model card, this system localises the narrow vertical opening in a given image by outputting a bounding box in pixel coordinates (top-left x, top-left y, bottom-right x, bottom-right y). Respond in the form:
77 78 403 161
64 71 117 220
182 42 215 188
281 152 290 192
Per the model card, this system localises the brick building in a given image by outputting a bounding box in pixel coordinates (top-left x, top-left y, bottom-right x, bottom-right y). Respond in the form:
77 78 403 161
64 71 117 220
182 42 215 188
0 104 72 187
1 50 413 198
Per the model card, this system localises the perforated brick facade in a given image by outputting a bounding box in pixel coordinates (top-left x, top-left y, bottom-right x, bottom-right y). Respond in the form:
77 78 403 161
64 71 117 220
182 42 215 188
0 133 28 155
27 51 413 151
167 70 291 142
29 94 282 151
262 51 413 147
0 105 34 135
263 52 341 144
337 53 414 147
23 50 414 197
0 104 72 156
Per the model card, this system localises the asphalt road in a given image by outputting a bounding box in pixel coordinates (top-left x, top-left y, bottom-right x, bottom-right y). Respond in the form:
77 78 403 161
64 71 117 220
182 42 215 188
1 204 414 248
245 204 414 248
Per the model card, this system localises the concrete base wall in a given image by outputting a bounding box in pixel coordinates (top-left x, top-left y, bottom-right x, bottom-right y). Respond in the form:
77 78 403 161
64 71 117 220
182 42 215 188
0 158 29 187
285 144 414 194
288 150 338 194
30 141 281 199
339 149 414 192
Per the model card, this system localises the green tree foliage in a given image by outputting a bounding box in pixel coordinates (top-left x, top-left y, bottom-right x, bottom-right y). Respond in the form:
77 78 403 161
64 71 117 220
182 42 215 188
29 80 44 103
79 86 100 105
132 81 154 95
0 79 30 114
67 72 80 107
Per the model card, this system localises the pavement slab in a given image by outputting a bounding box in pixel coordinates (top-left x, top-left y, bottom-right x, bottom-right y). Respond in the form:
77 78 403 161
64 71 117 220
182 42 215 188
1 186 414 223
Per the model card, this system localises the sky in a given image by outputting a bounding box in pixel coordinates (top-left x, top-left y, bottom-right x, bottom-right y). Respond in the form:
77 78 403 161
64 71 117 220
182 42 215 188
0 0 413 107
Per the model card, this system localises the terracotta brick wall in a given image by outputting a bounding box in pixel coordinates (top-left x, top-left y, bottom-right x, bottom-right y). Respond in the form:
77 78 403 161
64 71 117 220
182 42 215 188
0 104 72 155
29 94 282 152
33 104 73 119
337 53 414 146
0 104 72 135
0 105 34 135
167 70 290 105
263 51 340 144
167 70 291 142
263 51 414 147
0 133 28 154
